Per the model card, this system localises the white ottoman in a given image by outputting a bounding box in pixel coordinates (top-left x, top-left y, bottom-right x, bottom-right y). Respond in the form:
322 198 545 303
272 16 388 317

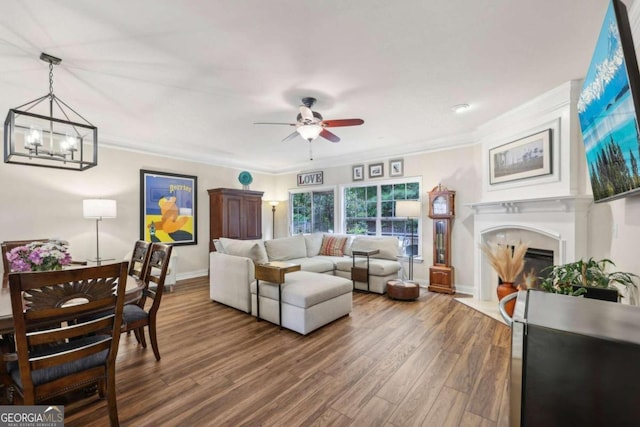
250 271 352 335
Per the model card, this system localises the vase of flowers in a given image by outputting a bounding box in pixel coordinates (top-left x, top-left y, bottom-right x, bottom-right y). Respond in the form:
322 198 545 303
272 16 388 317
481 240 528 316
6 240 72 272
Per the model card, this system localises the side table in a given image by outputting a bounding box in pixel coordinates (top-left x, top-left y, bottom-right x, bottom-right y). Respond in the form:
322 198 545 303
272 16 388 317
351 249 379 292
255 262 301 328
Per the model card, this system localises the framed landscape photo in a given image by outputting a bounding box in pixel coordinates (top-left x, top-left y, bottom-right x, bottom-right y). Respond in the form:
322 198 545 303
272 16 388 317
389 159 404 177
368 163 384 178
140 169 197 245
489 129 552 185
352 164 364 181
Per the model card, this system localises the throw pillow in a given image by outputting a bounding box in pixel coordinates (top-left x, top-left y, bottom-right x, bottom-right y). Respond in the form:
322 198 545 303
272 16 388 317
319 235 348 257
212 239 225 253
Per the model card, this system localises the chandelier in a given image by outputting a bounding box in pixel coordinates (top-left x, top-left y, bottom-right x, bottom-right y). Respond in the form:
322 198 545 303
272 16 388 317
4 53 97 171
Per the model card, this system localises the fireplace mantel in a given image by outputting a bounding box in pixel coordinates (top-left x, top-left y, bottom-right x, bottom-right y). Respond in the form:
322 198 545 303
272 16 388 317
467 195 593 215
469 195 592 300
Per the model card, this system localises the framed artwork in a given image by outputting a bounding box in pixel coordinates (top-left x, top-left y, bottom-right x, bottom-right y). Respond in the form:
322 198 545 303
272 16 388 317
389 159 404 177
369 163 384 178
489 129 552 185
352 165 364 181
140 169 197 245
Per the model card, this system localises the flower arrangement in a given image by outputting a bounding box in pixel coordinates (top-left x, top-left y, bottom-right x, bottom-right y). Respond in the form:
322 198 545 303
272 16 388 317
6 240 72 272
481 240 528 284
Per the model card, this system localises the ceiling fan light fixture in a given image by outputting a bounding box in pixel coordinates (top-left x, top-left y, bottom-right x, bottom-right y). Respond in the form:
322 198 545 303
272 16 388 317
297 124 323 141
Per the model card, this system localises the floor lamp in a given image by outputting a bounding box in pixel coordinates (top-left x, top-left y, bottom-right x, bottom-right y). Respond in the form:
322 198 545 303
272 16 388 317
269 201 279 239
83 199 117 265
395 200 421 282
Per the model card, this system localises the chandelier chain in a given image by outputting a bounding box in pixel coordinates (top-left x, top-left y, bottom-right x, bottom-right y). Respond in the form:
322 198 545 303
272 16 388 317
48 61 54 99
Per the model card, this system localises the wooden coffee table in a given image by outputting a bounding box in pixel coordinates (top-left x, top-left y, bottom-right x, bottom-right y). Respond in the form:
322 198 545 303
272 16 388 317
255 262 301 327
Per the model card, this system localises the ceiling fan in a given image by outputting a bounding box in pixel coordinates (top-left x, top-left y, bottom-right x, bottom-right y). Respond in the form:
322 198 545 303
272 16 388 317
254 97 364 145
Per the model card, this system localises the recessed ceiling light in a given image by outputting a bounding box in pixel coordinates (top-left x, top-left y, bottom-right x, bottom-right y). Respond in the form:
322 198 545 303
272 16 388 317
451 104 471 113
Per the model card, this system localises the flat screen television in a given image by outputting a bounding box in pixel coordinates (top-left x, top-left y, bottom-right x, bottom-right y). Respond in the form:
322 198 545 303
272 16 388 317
578 0 640 203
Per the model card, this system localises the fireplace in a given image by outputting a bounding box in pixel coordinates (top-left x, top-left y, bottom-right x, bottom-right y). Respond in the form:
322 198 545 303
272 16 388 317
470 196 592 301
515 248 554 289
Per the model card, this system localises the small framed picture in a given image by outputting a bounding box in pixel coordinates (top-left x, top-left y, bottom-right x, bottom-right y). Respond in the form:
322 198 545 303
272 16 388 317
368 163 384 178
352 165 364 181
389 159 404 177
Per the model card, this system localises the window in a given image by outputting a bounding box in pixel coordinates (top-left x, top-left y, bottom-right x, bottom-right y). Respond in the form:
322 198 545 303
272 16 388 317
290 189 335 234
344 180 420 255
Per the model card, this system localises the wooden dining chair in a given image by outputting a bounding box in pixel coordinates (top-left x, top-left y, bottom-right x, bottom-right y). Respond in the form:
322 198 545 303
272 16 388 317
128 240 151 282
6 262 128 427
1 239 48 288
122 243 172 361
123 240 152 309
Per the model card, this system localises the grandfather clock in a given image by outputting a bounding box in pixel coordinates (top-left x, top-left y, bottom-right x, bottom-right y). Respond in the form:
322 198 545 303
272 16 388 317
428 185 455 294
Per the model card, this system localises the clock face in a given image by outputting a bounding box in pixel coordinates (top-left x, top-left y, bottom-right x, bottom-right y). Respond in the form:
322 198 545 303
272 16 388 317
433 196 448 215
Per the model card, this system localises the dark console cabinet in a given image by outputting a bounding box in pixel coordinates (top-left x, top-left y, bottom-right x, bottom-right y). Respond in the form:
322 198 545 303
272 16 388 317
208 188 263 251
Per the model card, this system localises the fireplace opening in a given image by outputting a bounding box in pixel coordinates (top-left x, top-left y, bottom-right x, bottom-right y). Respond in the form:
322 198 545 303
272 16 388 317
497 247 554 289
517 248 554 289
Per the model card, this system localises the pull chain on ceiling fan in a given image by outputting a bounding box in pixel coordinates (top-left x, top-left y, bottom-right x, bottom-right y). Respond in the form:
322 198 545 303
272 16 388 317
254 97 364 159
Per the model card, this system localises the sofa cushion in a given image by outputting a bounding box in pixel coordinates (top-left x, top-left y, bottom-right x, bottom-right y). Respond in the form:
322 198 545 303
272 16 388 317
335 258 401 276
287 257 335 273
264 235 307 261
219 238 268 265
351 236 400 261
251 271 352 308
304 233 324 257
319 235 348 256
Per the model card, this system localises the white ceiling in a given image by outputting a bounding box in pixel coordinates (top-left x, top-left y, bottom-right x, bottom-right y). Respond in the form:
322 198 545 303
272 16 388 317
0 0 625 174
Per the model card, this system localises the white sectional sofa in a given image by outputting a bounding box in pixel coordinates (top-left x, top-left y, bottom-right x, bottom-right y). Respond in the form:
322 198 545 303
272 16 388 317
209 233 402 333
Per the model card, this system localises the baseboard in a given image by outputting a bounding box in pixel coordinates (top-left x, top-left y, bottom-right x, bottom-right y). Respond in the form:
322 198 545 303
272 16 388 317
454 284 474 296
176 269 208 281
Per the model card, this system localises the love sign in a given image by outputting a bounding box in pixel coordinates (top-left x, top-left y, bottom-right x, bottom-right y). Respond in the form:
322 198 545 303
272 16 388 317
297 171 324 186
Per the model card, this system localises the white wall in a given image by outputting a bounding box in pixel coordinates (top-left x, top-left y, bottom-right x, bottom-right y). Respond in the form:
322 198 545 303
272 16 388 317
0 145 275 280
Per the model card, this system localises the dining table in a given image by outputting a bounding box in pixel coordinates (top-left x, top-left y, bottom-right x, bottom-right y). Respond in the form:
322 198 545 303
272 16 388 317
0 272 144 335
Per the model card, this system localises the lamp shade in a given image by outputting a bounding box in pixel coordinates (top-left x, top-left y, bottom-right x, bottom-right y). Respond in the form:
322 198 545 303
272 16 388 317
269 201 280 207
396 200 421 218
83 199 117 219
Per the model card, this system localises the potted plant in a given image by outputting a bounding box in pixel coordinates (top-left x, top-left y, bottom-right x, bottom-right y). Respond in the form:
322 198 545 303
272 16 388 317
481 241 528 316
539 258 639 305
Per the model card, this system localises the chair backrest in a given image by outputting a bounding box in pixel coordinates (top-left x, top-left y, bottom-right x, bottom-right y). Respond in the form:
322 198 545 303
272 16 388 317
141 243 173 314
9 262 128 403
1 239 49 287
128 240 151 281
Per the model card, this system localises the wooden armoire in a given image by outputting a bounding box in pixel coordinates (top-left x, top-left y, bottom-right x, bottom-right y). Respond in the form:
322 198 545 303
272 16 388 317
208 188 264 251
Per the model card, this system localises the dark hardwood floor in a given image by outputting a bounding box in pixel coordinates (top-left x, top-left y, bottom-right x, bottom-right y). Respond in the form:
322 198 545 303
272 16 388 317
63 277 511 426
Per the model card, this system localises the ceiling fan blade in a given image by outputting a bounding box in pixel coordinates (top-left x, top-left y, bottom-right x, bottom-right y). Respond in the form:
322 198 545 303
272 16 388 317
282 131 300 142
322 119 364 127
254 122 297 126
320 129 340 143
299 106 314 123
